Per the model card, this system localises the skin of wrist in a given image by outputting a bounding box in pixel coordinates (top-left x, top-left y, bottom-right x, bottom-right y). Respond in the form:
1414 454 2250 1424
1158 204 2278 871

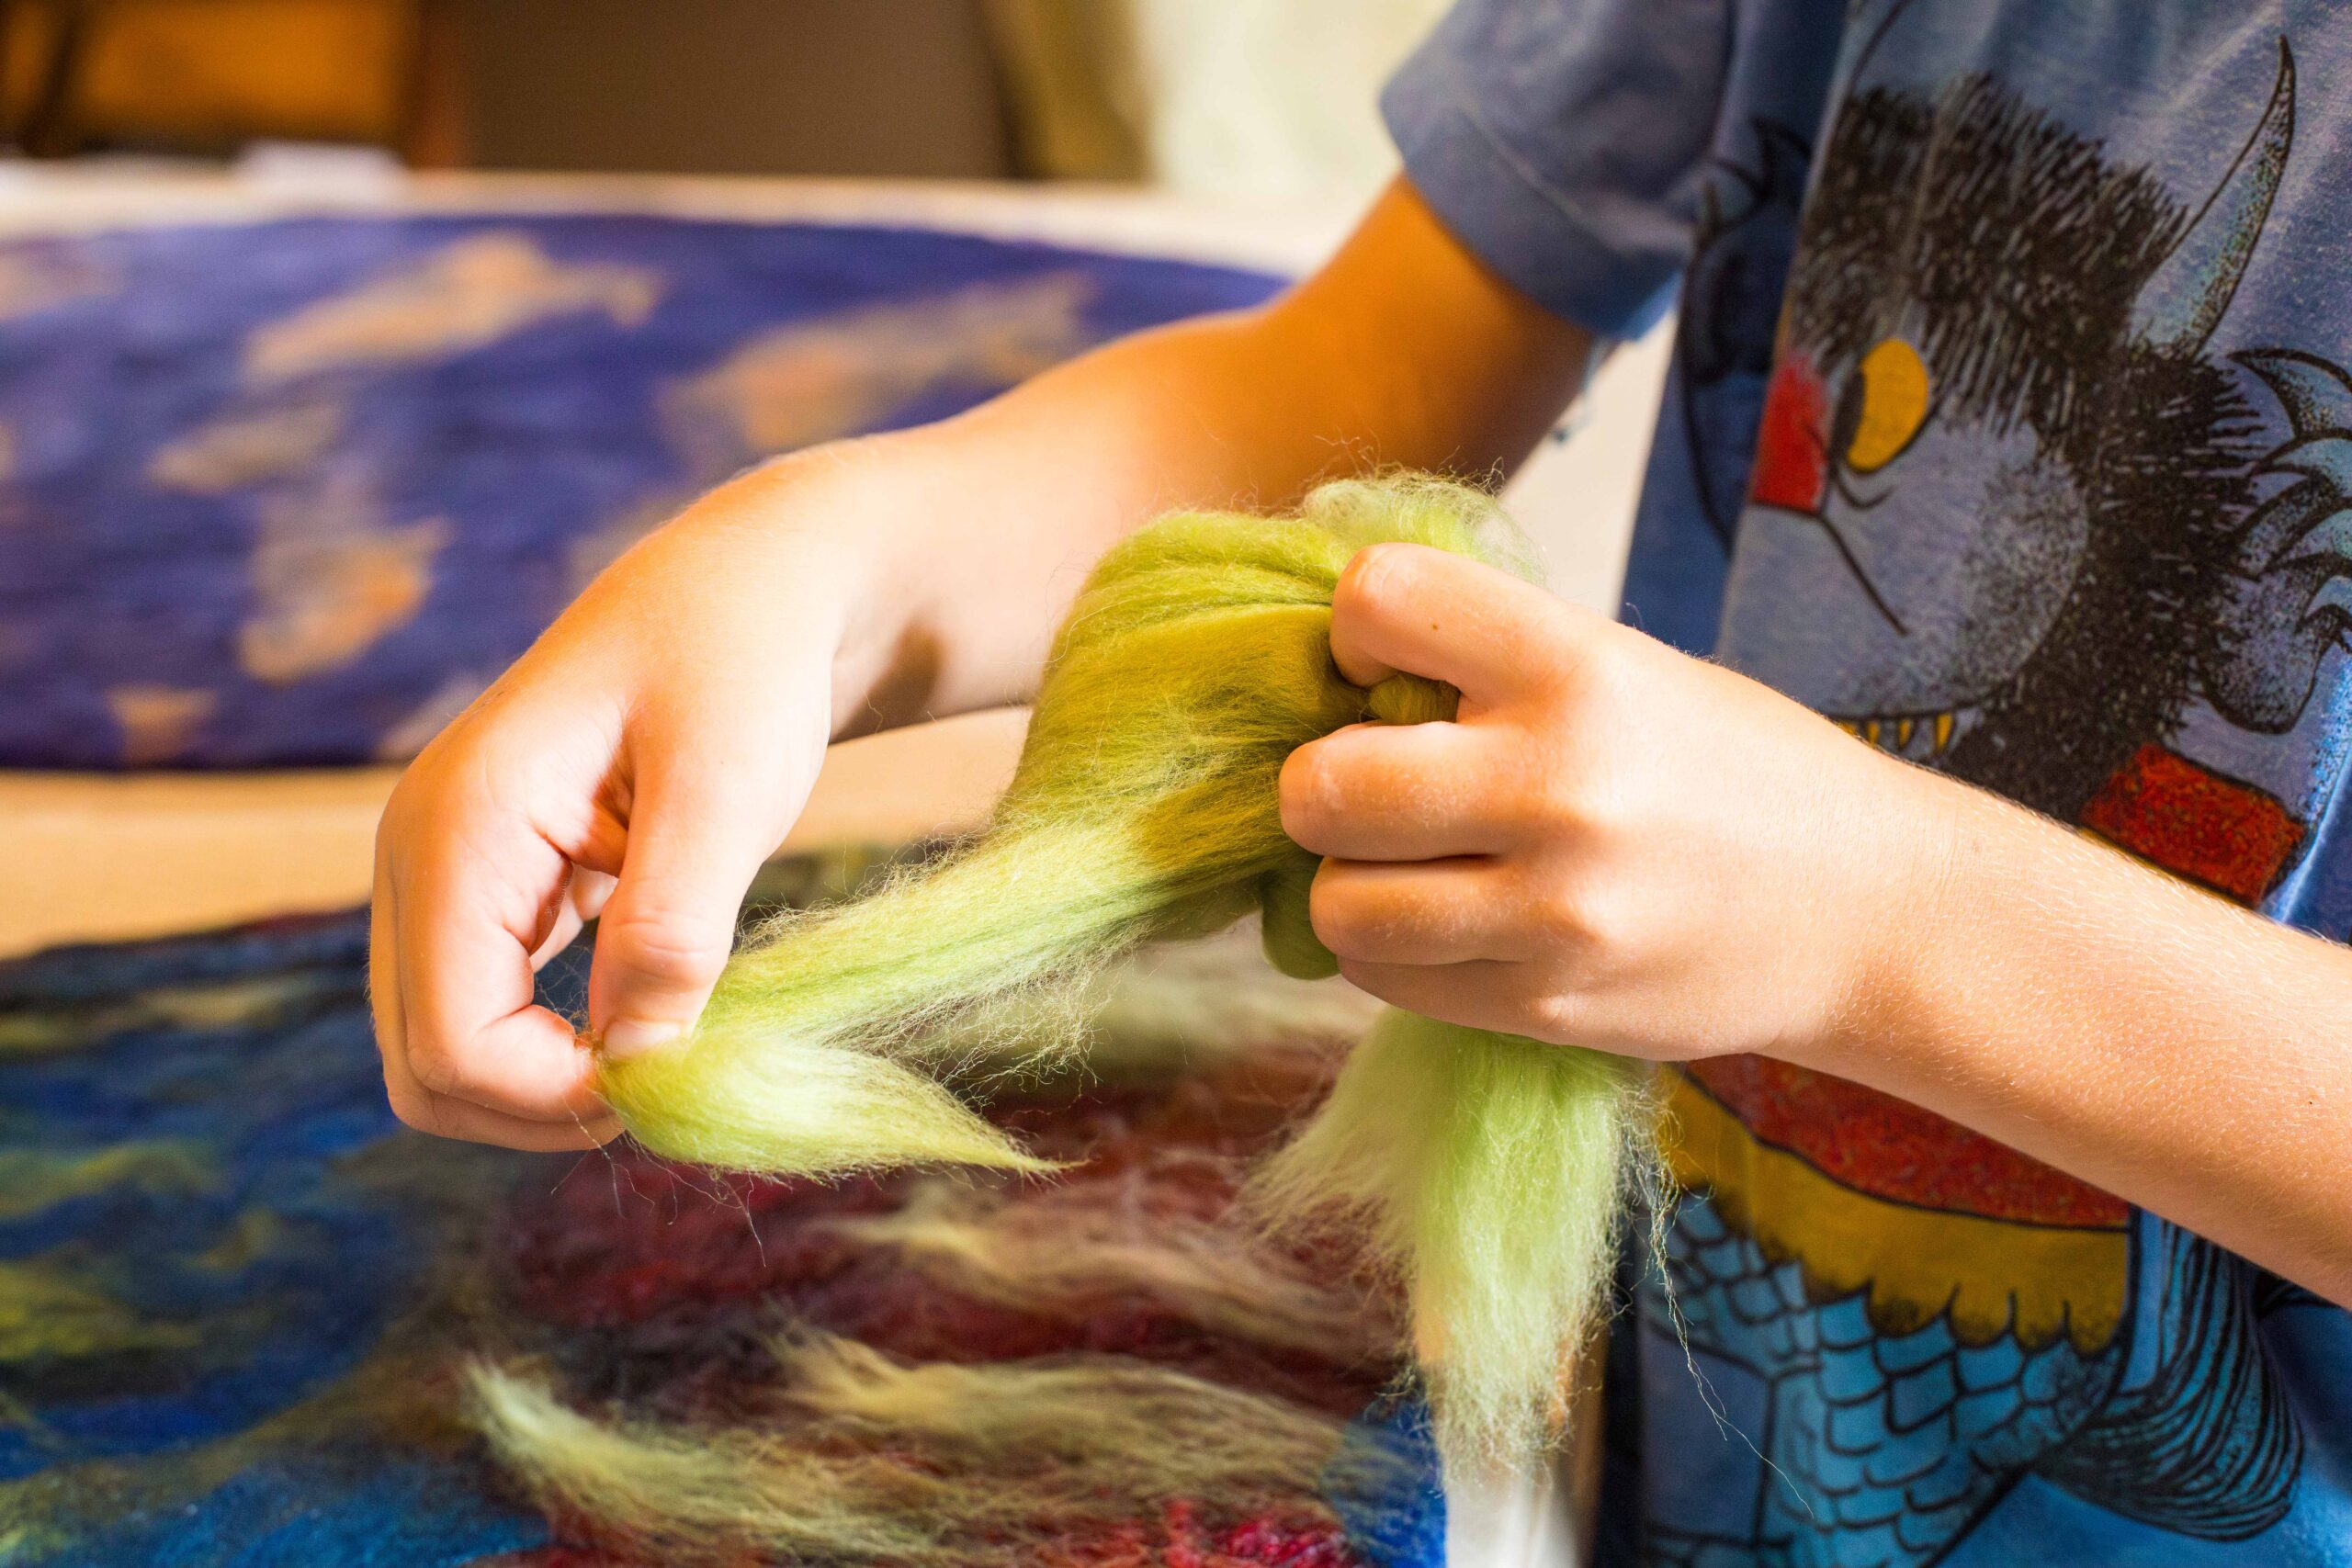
1773 753 1990 1083
699 441 939 738
1781 761 2156 1105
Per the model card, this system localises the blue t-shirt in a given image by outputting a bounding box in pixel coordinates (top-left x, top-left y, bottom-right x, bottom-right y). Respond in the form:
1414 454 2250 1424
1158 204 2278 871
1386 4 2352 1564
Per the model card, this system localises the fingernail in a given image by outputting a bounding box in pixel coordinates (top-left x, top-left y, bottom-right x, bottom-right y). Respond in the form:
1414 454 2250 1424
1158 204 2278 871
599 1019 685 1059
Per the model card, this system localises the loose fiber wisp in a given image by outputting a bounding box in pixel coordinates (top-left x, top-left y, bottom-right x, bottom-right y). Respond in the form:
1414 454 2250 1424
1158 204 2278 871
481 478 1657 1538
473 1331 1405 1566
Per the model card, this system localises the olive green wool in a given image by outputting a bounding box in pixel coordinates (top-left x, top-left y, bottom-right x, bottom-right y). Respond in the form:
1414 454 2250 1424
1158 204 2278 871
593 476 1651 1465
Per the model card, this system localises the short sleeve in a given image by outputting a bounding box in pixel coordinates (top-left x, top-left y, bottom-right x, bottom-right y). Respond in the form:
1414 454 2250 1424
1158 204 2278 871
1383 0 1737 337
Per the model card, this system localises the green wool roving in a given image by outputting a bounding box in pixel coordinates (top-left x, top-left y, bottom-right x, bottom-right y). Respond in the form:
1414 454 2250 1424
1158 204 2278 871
594 476 1653 1465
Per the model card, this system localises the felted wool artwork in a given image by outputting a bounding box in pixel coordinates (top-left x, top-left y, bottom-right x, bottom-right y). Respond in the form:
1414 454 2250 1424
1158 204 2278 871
0 213 1278 769
475 961 1439 1566
537 478 1656 1523
0 854 1444 1567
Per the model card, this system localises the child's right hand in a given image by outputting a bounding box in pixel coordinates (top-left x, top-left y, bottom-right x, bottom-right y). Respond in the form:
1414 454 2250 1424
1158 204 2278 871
368 460 886 1149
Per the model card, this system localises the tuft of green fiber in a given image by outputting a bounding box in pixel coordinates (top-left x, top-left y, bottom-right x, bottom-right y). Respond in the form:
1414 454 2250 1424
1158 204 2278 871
1250 1009 1647 1461
581 476 1655 1478
598 476 1513 1177
470 1334 1402 1566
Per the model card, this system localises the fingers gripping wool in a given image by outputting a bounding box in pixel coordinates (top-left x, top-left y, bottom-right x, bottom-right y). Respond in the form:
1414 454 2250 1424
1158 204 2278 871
597 477 1495 1178
588 477 1652 1472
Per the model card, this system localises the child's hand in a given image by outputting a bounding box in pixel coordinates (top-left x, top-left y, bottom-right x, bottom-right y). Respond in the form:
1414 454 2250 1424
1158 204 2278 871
1279 544 1958 1065
1283 542 2352 1304
370 466 874 1150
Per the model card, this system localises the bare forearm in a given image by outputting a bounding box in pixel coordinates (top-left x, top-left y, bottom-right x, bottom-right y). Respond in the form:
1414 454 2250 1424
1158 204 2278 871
796 180 1589 731
1816 776 2352 1303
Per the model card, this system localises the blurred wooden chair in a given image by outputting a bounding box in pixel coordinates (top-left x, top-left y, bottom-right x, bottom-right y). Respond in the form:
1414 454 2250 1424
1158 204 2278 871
0 0 1012 176
0 0 458 162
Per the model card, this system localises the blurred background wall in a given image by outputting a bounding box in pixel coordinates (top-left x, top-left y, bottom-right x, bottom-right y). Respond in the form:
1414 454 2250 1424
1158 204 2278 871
986 0 1451 204
450 0 1014 178
0 0 1448 201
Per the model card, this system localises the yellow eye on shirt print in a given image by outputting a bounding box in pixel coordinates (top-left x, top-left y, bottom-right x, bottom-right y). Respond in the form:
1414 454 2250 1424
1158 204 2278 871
1836 337 1931 474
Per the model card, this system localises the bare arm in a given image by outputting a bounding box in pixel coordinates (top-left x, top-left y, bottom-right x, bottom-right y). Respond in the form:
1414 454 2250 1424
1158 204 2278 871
810 178 1592 728
1842 782 2352 1303
370 178 1590 1148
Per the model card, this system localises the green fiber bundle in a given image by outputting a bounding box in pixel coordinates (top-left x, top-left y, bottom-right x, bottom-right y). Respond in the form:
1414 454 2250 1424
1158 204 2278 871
591 476 1650 1465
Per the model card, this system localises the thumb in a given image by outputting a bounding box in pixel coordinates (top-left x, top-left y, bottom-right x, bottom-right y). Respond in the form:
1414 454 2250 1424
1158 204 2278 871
589 749 803 1059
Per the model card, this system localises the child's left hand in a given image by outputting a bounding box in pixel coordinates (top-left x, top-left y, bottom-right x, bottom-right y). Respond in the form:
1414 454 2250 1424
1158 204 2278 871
1279 541 1959 1066
1283 543 2352 1307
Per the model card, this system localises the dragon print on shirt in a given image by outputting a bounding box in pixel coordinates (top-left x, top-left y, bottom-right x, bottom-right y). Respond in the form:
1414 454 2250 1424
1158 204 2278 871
1722 42 2350 835
1641 36 2352 1568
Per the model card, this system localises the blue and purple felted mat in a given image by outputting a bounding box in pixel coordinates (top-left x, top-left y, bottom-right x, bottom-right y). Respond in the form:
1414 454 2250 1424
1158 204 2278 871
0 210 1278 768
0 871 1443 1564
